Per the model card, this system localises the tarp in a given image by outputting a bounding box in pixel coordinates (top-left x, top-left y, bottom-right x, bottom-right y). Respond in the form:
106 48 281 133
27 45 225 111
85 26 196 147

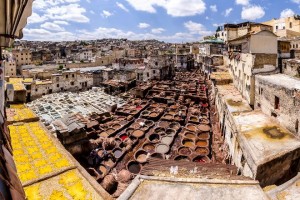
0 0 33 47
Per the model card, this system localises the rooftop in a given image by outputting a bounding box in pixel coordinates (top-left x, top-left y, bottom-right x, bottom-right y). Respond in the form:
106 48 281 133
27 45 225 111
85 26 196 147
120 175 268 200
265 173 300 200
216 84 252 114
256 74 300 90
233 110 300 167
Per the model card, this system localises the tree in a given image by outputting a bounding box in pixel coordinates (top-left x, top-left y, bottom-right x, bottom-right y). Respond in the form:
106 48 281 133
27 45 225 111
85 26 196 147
58 65 63 70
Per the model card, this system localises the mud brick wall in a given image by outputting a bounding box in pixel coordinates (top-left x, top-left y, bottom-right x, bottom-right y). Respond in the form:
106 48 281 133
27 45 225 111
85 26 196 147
255 78 300 136
253 54 277 69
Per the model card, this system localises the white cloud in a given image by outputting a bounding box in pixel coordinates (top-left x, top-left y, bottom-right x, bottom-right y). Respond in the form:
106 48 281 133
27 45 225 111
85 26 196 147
44 4 89 23
116 2 129 12
292 0 300 4
184 21 213 36
90 10 95 14
40 22 65 31
33 0 80 9
125 0 206 17
53 20 69 25
138 23 150 29
236 0 250 6
28 12 47 24
225 8 233 17
151 28 165 34
23 28 76 41
280 9 295 18
213 23 223 27
210 5 217 12
241 5 265 20
101 10 113 18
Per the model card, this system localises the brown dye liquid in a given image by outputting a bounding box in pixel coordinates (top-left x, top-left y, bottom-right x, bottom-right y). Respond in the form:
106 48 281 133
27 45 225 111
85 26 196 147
196 148 208 155
183 141 194 148
187 125 197 132
185 133 196 139
99 166 107 175
196 140 208 147
132 130 144 138
143 144 155 151
179 147 191 155
128 162 141 174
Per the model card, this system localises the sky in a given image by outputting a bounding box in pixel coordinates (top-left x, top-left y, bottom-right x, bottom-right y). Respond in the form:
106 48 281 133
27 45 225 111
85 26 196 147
23 0 300 42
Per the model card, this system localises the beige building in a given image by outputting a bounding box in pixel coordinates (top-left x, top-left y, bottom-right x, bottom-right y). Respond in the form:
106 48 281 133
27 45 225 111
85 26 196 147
263 15 300 38
216 22 272 42
12 49 32 67
282 59 300 77
226 30 278 106
214 84 300 187
3 59 17 77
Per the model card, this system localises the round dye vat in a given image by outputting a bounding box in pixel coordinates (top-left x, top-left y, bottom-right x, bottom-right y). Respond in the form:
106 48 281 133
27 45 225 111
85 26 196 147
196 140 208 147
193 156 210 163
149 112 158 118
120 134 128 141
143 143 155 151
201 118 210 125
178 147 192 156
135 150 148 163
198 132 210 140
113 124 121 129
103 157 115 168
141 111 150 116
132 130 144 138
145 120 154 127
106 128 115 135
166 129 176 136
99 132 108 137
97 149 104 157
161 136 173 145
98 165 108 175
163 114 173 120
129 110 137 114
156 144 169 154
182 139 194 148
174 155 190 162
127 161 141 174
199 124 210 132
154 127 165 134
158 121 169 128
148 133 160 143
126 128 134 135
184 132 196 139
190 116 198 122
120 120 127 125
169 122 180 130
113 148 123 159
186 124 197 132
195 147 209 156
150 152 165 159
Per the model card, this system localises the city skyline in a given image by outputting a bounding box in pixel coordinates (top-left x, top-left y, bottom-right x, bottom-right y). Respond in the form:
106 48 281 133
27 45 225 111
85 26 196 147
24 0 298 42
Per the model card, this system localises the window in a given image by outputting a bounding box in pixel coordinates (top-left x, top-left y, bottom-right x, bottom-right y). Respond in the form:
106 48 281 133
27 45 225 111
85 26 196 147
283 26 285 30
153 70 156 74
147 73 149 77
276 26 278 30
66 75 68 78
72 74 75 78
290 22 293 28
275 96 280 110
296 119 299 133
71 82 74 86
35 89 38 92
57 84 59 87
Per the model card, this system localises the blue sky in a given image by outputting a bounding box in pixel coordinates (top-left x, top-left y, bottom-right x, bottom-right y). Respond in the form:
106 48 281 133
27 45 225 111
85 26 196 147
24 0 299 42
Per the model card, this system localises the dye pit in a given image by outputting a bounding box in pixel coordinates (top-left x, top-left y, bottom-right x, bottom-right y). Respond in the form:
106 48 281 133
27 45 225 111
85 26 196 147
73 70 217 198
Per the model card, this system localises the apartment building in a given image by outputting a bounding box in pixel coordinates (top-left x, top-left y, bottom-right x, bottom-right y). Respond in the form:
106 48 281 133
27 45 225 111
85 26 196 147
12 49 32 67
263 15 300 38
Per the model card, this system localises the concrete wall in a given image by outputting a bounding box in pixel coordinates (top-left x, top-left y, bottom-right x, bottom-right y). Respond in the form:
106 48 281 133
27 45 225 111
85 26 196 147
250 32 278 54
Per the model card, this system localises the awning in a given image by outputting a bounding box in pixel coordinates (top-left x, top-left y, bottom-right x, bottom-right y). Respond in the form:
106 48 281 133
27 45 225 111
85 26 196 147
0 0 33 47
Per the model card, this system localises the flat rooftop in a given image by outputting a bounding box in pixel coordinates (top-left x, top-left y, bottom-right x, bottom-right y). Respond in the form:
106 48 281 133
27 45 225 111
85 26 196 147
233 110 300 167
216 84 252 114
256 74 300 90
120 175 268 200
265 173 300 200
